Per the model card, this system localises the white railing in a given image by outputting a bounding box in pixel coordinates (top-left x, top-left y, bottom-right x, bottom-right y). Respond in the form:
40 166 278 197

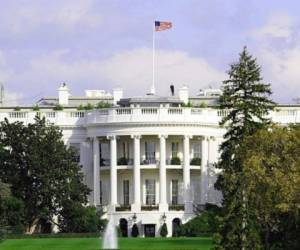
0 108 300 126
9 112 28 119
141 108 158 115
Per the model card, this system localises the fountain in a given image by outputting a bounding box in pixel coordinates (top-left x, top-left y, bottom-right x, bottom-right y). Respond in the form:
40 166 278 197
102 217 118 249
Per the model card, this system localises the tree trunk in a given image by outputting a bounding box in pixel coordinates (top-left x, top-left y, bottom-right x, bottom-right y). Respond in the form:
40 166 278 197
25 218 39 234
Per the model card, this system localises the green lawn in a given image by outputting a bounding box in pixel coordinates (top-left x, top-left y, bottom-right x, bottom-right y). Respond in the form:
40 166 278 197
1 237 212 250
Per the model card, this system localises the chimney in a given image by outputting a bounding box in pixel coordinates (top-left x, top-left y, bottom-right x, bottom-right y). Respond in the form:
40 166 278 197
178 85 189 104
113 88 123 105
170 85 175 96
58 83 70 105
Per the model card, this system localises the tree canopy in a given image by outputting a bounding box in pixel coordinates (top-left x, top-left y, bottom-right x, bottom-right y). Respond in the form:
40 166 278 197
0 116 90 233
240 125 300 249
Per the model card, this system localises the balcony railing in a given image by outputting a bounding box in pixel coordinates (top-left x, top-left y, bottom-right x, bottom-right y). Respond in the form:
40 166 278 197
169 204 184 211
0 107 299 127
116 205 131 211
141 159 158 165
141 205 159 211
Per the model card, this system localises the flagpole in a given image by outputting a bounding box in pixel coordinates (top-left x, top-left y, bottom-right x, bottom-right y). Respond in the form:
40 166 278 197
151 21 155 95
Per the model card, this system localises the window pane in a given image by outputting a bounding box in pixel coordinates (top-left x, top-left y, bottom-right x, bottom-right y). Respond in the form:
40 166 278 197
172 180 178 205
99 181 103 205
193 142 201 158
123 180 130 205
145 142 156 164
145 179 156 205
171 142 179 158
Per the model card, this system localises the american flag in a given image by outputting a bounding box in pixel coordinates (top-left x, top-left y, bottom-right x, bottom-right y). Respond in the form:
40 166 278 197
155 21 172 32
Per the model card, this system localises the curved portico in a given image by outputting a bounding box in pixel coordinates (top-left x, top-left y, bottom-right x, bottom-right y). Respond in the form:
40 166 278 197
84 116 223 237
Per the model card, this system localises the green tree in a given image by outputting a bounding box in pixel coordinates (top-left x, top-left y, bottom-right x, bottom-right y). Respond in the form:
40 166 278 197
131 223 139 237
240 125 300 250
160 223 168 237
214 47 274 250
0 117 90 233
59 201 106 233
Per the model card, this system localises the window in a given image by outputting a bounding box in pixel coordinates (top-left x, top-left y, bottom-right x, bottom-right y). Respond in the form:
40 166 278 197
145 179 156 205
171 180 179 205
123 180 130 205
145 142 156 164
100 142 109 166
122 141 130 159
70 143 80 162
99 181 103 205
171 142 179 158
193 142 201 158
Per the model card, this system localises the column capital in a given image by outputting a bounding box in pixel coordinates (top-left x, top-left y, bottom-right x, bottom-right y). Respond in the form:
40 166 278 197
131 134 142 139
183 134 193 139
158 134 168 139
202 136 216 141
106 135 117 140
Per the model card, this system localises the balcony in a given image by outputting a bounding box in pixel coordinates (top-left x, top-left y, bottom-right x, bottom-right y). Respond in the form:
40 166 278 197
86 107 222 125
0 107 298 127
169 204 184 211
141 205 159 211
116 205 131 212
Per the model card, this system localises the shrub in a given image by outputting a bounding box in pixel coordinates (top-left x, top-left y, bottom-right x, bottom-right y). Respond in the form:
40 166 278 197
32 105 40 111
131 223 139 237
190 157 201 165
199 102 207 108
77 105 84 111
182 102 192 107
59 202 107 233
160 223 168 237
84 103 94 110
95 102 111 109
179 204 221 236
53 104 63 111
14 106 21 111
170 157 181 165
0 196 24 235
117 157 128 165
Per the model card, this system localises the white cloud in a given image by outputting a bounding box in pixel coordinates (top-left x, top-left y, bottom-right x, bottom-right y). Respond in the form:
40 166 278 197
14 48 225 97
3 90 23 106
250 13 300 102
100 48 225 95
0 0 101 35
251 13 293 40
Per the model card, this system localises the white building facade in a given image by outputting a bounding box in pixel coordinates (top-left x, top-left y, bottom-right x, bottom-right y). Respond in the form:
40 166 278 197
2 84 300 237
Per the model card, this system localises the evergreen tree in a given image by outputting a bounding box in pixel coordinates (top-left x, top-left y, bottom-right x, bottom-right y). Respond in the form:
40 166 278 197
160 223 168 237
214 47 275 250
131 223 139 237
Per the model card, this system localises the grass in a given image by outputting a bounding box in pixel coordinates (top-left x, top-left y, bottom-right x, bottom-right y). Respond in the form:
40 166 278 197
0 237 213 250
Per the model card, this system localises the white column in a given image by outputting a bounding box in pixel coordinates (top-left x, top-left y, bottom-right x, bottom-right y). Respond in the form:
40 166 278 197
183 135 192 213
108 135 118 210
131 134 141 211
159 135 168 211
93 137 100 206
200 136 209 205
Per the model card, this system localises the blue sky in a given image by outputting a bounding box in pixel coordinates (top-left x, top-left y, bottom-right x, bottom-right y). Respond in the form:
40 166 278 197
0 0 300 104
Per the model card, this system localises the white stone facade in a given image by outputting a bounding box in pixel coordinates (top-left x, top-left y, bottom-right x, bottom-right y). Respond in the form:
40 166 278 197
2 85 300 237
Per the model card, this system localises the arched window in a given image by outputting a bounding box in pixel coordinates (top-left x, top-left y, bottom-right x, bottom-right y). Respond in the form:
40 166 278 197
172 218 181 237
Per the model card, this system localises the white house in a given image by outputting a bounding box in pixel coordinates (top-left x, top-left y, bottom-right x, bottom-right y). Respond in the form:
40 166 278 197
2 83 299 237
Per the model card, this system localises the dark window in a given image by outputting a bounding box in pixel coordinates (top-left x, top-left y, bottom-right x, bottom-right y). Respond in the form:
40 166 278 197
145 179 156 205
123 180 130 205
171 180 178 205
